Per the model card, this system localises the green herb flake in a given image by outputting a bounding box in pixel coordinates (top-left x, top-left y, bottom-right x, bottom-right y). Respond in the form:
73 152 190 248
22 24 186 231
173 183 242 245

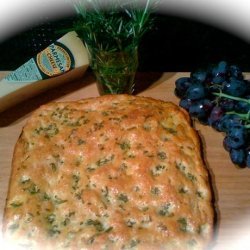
126 218 136 227
150 186 161 195
196 190 204 198
119 141 131 151
24 182 40 195
10 201 23 208
118 193 129 203
150 164 166 176
34 123 59 138
86 219 104 232
72 173 80 190
46 213 56 224
158 203 174 217
42 192 51 201
96 154 114 167
93 122 104 131
187 173 197 182
177 217 188 232
77 139 86 145
8 223 19 233
187 239 197 247
130 239 141 248
20 176 31 184
48 225 61 237
179 187 188 194
53 195 68 205
157 151 167 160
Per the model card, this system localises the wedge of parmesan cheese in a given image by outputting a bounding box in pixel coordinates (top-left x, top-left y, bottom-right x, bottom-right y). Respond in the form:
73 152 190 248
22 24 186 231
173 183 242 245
0 31 89 112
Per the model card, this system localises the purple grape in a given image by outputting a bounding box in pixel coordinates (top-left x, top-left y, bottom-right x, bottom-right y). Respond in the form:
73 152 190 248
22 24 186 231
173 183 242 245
191 70 210 83
222 78 247 97
185 82 207 100
188 99 213 124
229 65 243 80
217 114 241 132
208 106 224 128
175 77 192 98
179 98 192 111
235 98 250 113
219 98 236 112
230 148 246 167
226 124 246 149
212 61 229 84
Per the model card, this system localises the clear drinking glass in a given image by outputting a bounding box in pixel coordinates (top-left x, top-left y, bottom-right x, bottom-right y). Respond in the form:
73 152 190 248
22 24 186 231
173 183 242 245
87 46 138 95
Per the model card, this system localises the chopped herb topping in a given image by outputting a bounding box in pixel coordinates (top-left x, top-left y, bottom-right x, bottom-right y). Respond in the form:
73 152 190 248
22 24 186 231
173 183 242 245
160 121 177 135
196 191 204 198
187 173 197 182
34 123 59 138
177 217 188 232
72 173 80 190
187 239 197 247
151 164 166 176
151 186 161 195
23 182 40 194
101 186 110 203
179 187 188 194
93 122 104 131
119 141 131 151
157 151 167 160
129 239 141 248
86 219 104 232
176 162 197 182
42 192 51 201
8 223 19 232
10 201 23 208
96 154 114 167
117 193 129 203
53 195 68 205
46 213 56 224
48 225 61 237
126 218 136 227
20 175 30 184
158 203 174 217
157 223 168 232
77 138 86 145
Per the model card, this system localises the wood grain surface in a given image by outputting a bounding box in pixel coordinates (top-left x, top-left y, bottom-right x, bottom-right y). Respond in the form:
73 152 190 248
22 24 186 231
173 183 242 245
0 71 250 250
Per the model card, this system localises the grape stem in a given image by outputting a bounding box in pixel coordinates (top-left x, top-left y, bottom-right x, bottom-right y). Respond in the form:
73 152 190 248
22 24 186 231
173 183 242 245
212 92 250 104
226 111 250 129
226 111 250 120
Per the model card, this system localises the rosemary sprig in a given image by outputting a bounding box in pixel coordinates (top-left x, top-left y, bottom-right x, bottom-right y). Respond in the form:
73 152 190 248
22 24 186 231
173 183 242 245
73 0 155 52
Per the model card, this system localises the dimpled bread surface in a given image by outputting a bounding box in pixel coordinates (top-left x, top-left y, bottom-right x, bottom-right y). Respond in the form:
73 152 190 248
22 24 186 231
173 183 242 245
3 94 214 250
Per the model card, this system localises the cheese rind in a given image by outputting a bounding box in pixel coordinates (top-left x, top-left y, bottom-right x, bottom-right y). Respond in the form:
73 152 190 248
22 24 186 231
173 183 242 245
3 95 214 250
0 31 89 112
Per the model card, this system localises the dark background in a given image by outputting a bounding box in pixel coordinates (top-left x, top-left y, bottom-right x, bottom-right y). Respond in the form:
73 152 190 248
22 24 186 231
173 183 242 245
0 13 249 72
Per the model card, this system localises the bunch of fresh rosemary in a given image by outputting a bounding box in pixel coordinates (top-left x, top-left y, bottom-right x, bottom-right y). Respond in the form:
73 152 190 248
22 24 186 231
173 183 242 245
71 0 156 94
73 0 155 52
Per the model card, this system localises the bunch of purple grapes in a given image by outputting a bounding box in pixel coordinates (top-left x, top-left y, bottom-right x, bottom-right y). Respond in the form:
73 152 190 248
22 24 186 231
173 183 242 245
175 61 250 168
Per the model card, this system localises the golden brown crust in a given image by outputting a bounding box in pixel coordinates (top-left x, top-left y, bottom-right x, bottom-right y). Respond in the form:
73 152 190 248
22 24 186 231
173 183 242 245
3 94 214 249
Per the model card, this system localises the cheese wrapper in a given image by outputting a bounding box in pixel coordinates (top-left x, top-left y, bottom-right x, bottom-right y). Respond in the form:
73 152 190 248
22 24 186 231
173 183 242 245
0 31 89 112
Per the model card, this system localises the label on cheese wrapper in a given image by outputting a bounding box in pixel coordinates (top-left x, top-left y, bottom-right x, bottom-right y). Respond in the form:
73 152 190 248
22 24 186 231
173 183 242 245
4 58 43 82
0 31 89 112
5 42 75 82
36 42 74 78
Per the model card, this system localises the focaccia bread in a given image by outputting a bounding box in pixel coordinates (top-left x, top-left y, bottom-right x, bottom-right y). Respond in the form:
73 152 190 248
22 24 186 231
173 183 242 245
3 94 214 250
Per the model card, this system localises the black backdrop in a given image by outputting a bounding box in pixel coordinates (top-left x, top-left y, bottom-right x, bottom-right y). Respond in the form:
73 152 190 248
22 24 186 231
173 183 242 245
0 13 249 72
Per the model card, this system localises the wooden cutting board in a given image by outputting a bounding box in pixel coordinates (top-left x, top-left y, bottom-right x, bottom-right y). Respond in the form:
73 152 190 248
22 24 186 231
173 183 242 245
0 71 250 249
